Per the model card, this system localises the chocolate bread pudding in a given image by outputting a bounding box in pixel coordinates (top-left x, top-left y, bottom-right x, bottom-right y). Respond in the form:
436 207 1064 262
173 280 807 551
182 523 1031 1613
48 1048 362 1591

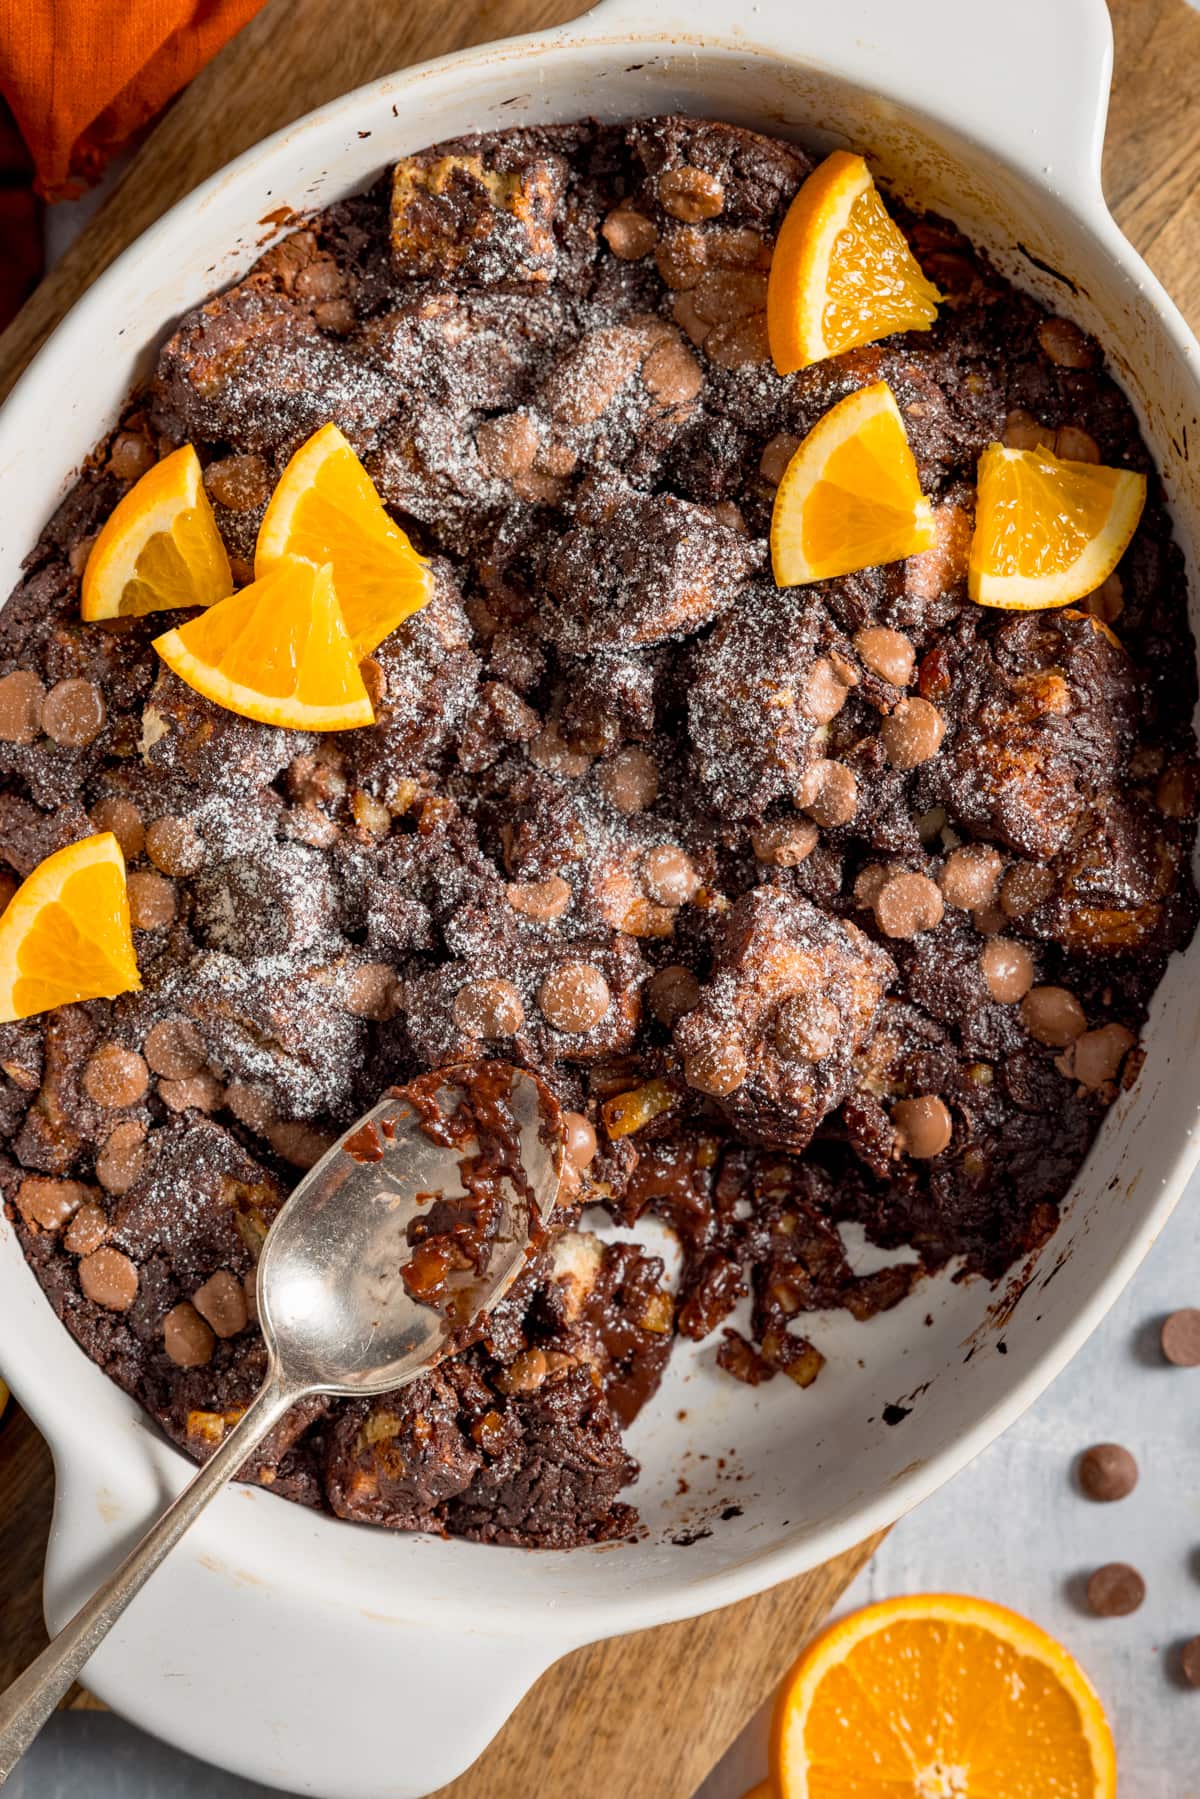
2 116 1196 1548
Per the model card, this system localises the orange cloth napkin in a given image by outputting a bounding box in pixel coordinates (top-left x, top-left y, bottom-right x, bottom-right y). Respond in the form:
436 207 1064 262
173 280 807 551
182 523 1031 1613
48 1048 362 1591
0 0 269 328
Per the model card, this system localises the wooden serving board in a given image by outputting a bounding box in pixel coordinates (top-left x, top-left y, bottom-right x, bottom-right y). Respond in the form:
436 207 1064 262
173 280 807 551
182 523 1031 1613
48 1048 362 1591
1 1 1198 1793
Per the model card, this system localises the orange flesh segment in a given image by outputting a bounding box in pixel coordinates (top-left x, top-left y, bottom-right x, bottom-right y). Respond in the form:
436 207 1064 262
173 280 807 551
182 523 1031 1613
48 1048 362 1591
0 833 140 1022
771 381 936 586
81 444 232 620
255 421 432 658
768 151 940 375
771 1595 1116 1799
969 443 1147 609
153 555 374 733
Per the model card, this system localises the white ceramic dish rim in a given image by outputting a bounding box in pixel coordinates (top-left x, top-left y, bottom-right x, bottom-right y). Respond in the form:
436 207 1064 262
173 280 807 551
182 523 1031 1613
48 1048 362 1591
1 1 1199 1792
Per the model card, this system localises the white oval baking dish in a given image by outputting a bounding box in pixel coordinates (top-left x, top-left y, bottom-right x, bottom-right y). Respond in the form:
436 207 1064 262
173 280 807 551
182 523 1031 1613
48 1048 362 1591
1 1 1198 1793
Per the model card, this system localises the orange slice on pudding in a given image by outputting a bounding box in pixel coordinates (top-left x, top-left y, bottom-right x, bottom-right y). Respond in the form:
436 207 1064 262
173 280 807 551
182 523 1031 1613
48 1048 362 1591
0 833 141 1022
771 1593 1116 1798
255 422 431 657
153 555 374 732
969 441 1147 610
770 380 935 585
767 151 941 375
81 444 232 620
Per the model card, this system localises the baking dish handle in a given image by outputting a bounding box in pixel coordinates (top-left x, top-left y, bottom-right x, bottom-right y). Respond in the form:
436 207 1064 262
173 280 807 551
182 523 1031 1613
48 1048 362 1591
575 0 1113 206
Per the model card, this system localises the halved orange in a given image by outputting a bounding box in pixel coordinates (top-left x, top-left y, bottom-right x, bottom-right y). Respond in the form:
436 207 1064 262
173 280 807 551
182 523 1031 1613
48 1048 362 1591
771 1594 1116 1799
0 833 141 1023
255 422 431 657
81 444 232 621
771 380 936 586
969 443 1147 610
767 151 941 376
153 555 375 732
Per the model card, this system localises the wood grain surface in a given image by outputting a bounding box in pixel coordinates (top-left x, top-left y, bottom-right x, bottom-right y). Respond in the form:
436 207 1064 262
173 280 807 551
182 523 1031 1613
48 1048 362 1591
1 0 1197 1793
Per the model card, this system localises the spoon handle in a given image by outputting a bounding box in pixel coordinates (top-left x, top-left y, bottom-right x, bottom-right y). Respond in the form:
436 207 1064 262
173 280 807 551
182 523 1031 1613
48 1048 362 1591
0 1371 300 1784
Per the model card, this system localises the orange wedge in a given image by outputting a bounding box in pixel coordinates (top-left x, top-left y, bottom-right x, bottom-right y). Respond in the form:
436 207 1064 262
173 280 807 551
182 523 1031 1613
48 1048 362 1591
81 444 232 621
153 555 374 733
0 833 141 1023
770 380 935 585
969 442 1147 610
255 422 431 657
771 1594 1116 1799
767 151 941 375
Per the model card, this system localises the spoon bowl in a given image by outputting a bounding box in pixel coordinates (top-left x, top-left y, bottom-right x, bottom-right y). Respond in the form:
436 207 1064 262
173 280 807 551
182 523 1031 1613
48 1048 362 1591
258 1063 565 1395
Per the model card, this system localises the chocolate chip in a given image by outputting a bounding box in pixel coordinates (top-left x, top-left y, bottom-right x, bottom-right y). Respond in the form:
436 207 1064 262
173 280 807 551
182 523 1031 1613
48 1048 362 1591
562 1111 598 1170
892 1095 953 1159
538 961 610 1033
1001 863 1055 917
127 871 176 930
642 337 703 406
939 845 1003 910
507 876 572 921
1161 1309 1200 1367
0 670 46 744
598 746 659 813
853 627 915 686
802 658 851 725
1181 1639 1200 1688
647 964 701 1026
453 978 525 1039
90 798 145 861
796 759 858 828
1038 316 1095 369
773 994 838 1063
751 818 819 867
881 698 945 770
1078 1443 1138 1502
193 1269 248 1338
143 1018 206 1079
1067 1024 1136 1089
41 677 106 747
759 431 800 486
82 1045 149 1108
1021 986 1086 1048
874 871 944 939
601 205 657 261
159 1072 223 1113
144 815 205 876
980 938 1035 1004
1086 1562 1145 1617
642 845 699 907
658 166 724 222
17 1176 87 1233
95 1120 148 1194
78 1246 139 1311
63 1201 109 1257
163 1301 216 1367
683 1028 747 1097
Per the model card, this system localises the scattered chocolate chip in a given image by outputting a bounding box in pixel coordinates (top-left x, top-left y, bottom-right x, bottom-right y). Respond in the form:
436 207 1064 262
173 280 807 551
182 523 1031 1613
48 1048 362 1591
1078 1443 1138 1503
1067 1024 1136 1090
642 845 699 907
142 1018 206 1079
95 1121 148 1194
940 845 1003 910
562 1111 598 1170
682 1025 747 1097
144 815 205 876
853 626 915 686
802 658 851 725
127 870 176 930
453 978 525 1039
601 205 657 261
880 698 945 769
41 677 105 747
892 1095 953 1159
89 797 144 860
1021 986 1086 1048
63 1201 109 1257
647 964 701 1026
751 818 819 867
343 962 397 1021
78 1246 139 1311
193 1269 248 1338
980 938 1035 1004
82 1045 149 1108
0 670 45 744
658 165 724 222
538 961 610 1032
507 876 572 920
1162 1309 1200 1367
796 759 857 828
1086 1562 1145 1617
598 746 659 813
163 1300 216 1368
874 871 944 939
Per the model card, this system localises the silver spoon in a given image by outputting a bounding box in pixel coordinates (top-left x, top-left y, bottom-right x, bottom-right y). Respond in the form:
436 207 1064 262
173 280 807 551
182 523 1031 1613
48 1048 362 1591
0 1060 564 1782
